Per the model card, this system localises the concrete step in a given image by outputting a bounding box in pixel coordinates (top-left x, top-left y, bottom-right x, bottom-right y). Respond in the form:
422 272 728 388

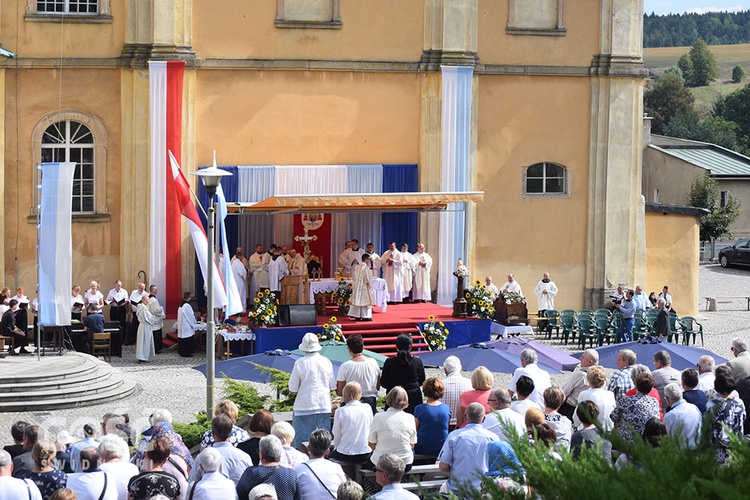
0 352 139 412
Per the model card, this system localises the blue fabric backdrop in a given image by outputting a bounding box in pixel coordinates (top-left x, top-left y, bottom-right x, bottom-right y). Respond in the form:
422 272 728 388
381 164 418 249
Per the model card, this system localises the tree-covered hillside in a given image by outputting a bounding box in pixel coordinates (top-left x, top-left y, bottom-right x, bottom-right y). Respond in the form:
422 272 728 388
644 11 750 48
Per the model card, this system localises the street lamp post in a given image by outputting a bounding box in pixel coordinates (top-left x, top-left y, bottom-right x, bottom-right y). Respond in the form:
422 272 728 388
192 166 231 417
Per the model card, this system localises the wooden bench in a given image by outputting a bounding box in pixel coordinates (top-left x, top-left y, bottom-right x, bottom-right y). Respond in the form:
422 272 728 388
358 462 448 496
704 296 750 311
0 335 13 354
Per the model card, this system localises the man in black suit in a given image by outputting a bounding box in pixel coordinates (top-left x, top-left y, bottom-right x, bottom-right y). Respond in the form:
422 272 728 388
1 299 29 354
655 298 670 340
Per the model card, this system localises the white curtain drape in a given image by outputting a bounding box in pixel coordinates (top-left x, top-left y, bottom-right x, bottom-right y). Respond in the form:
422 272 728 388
346 165 383 252
236 166 275 249
437 66 473 306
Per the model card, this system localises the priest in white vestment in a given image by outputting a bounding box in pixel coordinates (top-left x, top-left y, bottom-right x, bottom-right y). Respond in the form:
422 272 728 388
501 274 523 297
147 285 166 354
135 296 156 362
342 239 365 275
412 243 432 302
231 251 248 311
485 277 500 301
400 243 415 300
177 291 198 357
268 249 289 293
287 248 305 276
533 272 558 312
365 242 381 278
349 255 374 320
248 244 270 297
380 241 403 303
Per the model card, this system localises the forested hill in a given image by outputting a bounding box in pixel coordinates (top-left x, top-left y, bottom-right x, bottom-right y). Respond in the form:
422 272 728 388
644 11 750 47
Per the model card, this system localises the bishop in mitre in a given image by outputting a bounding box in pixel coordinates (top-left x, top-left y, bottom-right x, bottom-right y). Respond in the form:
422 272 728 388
349 254 375 321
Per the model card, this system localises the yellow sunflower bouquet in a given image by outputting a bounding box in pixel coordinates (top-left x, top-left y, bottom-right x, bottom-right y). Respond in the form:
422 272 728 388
421 314 448 351
249 289 279 327
330 278 353 313
319 316 345 342
465 280 495 319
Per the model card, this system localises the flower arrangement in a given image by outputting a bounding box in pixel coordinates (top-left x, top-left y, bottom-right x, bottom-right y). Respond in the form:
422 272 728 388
453 259 470 279
421 314 449 351
503 291 527 305
319 316 345 342
465 280 496 319
331 278 353 311
249 289 279 327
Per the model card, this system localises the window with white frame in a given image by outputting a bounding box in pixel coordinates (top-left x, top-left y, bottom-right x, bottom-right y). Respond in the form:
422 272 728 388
41 121 95 213
523 162 568 195
276 0 341 28
37 0 97 14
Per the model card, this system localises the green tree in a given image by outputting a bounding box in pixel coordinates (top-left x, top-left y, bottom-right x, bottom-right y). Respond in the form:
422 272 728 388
677 54 694 86
732 64 746 83
644 73 696 135
686 171 741 243
687 38 719 87
720 83 750 139
667 111 741 151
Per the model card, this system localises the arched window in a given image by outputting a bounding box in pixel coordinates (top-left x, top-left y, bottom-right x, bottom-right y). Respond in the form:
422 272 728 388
41 120 95 213
523 162 568 196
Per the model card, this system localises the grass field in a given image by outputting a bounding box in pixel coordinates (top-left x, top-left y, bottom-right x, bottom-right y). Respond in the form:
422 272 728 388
644 44 750 110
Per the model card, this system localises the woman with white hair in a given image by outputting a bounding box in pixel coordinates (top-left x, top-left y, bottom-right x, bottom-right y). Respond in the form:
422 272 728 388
186 448 237 500
367 386 417 471
331 382 373 464
248 484 277 500
99 435 139 500
270 422 308 468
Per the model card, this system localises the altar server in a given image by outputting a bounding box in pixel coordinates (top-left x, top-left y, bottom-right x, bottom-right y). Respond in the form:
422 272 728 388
177 292 198 357
231 248 248 311
268 246 289 294
349 254 375 321
135 296 156 362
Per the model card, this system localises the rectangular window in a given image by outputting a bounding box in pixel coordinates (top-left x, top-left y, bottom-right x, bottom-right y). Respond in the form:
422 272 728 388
276 0 341 29
507 0 565 35
720 191 728 208
37 0 97 14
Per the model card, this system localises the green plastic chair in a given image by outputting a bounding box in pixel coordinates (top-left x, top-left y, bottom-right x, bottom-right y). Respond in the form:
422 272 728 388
578 309 595 318
544 310 562 340
577 316 598 349
679 316 704 346
560 309 577 317
560 313 577 345
668 311 681 344
633 310 650 339
595 308 612 318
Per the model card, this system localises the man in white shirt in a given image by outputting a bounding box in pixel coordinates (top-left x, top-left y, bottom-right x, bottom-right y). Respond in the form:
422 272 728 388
483 388 526 441
248 244 271 298
294 430 347 499
441 356 472 430
663 383 702 448
560 349 599 420
697 355 716 392
66 447 118 500
508 348 551 408
500 274 523 297
190 415 253 485
0 450 42 500
365 242 381 277
187 447 238 500
509 376 542 415
105 280 129 331
633 285 650 311
658 285 672 309
400 243 415 301
380 241 403 304
230 248 248 311
177 291 198 358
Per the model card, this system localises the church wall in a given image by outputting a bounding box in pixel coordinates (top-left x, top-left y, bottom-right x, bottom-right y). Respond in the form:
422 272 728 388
2 3 126 59
192 70 422 166
715 178 750 238
192 1 424 61
3 68 123 292
645 211 700 316
478 0 599 67
643 148 703 205
474 74 590 310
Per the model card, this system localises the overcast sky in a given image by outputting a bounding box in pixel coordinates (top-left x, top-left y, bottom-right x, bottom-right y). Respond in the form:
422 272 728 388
645 1 750 15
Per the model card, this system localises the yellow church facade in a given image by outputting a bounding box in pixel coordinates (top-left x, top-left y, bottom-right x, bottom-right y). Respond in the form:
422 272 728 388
0 0 700 315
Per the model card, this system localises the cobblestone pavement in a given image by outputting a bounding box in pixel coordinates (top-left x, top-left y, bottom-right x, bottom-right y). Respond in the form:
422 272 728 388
2 263 749 445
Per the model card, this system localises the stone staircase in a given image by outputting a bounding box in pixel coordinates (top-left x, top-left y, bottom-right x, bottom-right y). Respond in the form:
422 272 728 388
0 352 138 412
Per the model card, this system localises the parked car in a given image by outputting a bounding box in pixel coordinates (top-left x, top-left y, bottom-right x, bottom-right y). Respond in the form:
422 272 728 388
718 238 750 268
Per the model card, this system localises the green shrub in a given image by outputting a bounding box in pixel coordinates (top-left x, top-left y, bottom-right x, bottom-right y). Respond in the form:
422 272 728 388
220 374 269 418
172 412 211 449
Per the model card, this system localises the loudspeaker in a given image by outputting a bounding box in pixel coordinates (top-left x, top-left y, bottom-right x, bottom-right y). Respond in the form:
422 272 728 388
278 305 318 327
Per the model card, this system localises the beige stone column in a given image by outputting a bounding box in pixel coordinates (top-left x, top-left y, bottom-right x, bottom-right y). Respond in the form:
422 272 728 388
0 68 6 283
584 0 647 307
420 0 478 300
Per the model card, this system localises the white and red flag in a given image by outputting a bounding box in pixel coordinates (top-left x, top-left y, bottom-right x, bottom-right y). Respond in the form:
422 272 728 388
149 60 186 314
